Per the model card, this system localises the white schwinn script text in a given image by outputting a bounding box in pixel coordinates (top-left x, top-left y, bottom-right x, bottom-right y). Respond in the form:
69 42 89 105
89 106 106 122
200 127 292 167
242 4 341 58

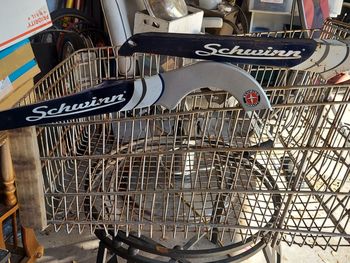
26 94 126 122
195 44 302 60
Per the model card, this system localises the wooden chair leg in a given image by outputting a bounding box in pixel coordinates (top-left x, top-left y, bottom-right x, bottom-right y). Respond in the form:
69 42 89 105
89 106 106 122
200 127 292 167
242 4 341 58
0 139 17 207
0 204 18 251
0 224 5 249
11 210 18 249
21 227 44 263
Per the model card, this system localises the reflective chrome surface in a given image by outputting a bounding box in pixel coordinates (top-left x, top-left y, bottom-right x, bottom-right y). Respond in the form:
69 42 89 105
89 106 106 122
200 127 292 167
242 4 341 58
145 0 188 20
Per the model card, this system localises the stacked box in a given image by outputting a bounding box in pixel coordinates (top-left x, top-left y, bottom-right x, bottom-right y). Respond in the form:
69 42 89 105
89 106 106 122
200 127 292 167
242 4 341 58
0 0 52 51
0 39 40 109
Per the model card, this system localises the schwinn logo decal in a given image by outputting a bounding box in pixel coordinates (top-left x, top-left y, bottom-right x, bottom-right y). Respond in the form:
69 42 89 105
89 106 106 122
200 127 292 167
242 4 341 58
195 43 303 60
243 90 260 107
26 94 126 122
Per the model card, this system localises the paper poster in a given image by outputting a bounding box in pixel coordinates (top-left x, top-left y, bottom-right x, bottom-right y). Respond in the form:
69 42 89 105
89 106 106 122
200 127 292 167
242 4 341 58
301 0 329 29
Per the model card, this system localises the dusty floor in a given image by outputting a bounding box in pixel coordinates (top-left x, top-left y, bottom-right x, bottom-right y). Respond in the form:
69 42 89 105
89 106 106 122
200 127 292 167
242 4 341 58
35 228 350 263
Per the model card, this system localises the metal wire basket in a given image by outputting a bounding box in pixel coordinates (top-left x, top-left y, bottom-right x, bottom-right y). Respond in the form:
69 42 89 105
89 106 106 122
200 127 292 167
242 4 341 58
19 19 350 260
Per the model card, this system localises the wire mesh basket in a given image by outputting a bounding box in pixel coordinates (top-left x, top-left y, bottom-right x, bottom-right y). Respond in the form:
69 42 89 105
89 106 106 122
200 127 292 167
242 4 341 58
19 19 350 255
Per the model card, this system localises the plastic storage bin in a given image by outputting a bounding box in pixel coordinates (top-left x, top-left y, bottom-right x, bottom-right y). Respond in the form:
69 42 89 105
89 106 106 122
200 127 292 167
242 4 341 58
249 0 293 14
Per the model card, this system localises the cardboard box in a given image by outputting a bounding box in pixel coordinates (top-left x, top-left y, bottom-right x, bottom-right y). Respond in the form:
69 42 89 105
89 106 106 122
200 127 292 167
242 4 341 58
0 39 40 104
0 39 35 79
0 79 35 110
0 0 52 51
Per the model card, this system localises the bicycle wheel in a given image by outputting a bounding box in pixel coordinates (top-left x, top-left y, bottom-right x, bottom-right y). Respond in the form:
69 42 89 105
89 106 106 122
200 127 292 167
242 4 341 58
82 134 281 262
51 8 97 32
59 32 87 61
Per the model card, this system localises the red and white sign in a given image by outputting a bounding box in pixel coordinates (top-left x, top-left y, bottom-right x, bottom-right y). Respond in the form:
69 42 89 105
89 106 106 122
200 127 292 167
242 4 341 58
243 90 260 107
0 0 52 51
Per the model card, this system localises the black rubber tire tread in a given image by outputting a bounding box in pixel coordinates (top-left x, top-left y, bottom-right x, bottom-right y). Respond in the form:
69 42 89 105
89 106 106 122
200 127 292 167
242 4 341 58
59 32 87 61
50 8 97 27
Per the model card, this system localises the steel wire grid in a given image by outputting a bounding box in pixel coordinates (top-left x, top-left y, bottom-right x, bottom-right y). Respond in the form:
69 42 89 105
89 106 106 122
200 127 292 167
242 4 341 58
18 19 350 251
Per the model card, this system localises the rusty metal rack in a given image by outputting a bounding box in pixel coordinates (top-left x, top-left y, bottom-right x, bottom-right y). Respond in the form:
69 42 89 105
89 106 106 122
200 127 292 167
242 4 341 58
18 19 350 262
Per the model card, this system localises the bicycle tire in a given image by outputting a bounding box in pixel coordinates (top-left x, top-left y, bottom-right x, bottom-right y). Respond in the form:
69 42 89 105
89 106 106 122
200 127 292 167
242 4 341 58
59 32 87 61
50 8 97 28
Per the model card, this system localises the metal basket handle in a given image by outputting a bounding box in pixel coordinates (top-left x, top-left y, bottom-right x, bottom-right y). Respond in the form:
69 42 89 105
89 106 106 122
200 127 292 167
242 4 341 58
120 32 350 80
154 61 270 110
0 62 270 131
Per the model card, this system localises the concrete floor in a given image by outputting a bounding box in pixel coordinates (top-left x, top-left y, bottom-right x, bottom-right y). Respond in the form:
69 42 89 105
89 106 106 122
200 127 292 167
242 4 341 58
35 228 350 263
